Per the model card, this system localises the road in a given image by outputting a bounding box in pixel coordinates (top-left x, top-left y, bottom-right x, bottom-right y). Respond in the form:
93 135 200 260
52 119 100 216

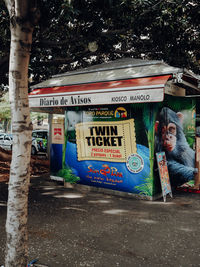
0 175 200 267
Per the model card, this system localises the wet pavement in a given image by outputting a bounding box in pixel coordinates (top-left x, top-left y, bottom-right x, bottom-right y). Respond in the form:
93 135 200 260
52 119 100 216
0 175 200 267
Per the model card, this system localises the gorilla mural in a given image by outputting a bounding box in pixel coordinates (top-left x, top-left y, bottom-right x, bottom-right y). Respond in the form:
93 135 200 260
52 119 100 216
155 107 197 187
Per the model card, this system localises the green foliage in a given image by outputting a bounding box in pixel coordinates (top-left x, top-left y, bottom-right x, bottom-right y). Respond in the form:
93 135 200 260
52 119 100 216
0 92 10 120
143 104 160 180
134 177 153 196
163 95 196 112
143 104 159 131
57 166 80 184
0 1 10 86
186 180 194 186
30 112 48 121
187 136 194 148
1 0 200 87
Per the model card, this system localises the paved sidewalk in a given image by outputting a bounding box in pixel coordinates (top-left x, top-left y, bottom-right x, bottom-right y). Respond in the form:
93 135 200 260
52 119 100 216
0 176 200 267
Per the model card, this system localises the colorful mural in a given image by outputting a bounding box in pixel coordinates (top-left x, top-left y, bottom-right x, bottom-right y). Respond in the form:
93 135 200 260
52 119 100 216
51 105 153 196
155 96 196 188
50 96 196 197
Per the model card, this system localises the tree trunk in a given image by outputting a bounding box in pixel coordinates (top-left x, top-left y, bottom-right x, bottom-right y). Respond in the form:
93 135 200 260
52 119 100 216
5 3 34 266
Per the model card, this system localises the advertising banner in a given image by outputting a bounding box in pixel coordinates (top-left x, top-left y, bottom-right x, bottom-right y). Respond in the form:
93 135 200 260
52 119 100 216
50 105 153 196
29 88 164 108
156 152 172 202
50 96 196 197
155 95 196 189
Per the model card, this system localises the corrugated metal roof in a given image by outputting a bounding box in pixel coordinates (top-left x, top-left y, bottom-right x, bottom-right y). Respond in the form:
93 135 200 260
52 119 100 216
53 58 167 77
31 58 182 90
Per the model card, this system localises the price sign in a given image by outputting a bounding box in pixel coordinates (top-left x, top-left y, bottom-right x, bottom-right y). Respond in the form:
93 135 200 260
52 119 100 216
156 152 172 202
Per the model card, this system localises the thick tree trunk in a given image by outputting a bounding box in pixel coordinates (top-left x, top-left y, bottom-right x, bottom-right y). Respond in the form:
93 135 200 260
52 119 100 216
5 9 33 267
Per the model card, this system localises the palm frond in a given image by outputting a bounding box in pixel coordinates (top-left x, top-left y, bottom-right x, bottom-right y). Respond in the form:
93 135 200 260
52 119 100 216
134 177 153 196
57 166 80 184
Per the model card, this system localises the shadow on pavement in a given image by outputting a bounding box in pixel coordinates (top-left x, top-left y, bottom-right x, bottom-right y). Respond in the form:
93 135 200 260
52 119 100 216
1 175 200 267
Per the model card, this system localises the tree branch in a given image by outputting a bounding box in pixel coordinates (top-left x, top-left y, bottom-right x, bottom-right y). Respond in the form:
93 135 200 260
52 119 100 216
33 28 132 49
31 49 98 66
3 0 12 16
110 49 135 55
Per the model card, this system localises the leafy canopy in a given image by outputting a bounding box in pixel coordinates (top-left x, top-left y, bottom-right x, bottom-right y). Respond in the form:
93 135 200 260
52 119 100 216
0 0 200 87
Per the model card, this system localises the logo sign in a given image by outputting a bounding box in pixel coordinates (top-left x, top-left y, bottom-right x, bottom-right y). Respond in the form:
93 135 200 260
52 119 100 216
126 153 144 173
54 128 62 136
114 107 127 118
52 123 64 144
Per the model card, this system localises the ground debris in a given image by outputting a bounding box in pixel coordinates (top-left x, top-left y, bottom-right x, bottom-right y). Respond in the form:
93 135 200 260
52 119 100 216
0 147 49 183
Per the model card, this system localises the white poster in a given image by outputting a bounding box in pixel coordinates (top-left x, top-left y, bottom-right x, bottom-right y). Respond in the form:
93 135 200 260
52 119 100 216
52 123 64 144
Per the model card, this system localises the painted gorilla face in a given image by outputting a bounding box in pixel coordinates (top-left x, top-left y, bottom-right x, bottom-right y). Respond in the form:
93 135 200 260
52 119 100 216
161 122 177 152
155 107 196 186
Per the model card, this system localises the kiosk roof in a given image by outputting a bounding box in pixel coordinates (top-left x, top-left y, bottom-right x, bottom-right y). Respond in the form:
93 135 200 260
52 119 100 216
29 58 200 113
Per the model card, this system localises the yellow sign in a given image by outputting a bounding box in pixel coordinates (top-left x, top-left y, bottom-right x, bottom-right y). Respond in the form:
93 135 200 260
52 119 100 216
114 107 127 118
76 119 136 162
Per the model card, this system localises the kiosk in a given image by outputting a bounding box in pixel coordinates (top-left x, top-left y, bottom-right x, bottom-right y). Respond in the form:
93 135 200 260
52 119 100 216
29 58 200 199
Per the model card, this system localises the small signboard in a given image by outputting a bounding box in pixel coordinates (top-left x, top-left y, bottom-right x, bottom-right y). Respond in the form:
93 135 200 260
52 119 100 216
196 137 200 162
195 137 200 188
52 123 64 144
165 81 185 96
156 152 172 202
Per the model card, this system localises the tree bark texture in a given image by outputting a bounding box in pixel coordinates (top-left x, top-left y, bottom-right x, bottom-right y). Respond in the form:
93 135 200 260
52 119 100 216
4 1 34 266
